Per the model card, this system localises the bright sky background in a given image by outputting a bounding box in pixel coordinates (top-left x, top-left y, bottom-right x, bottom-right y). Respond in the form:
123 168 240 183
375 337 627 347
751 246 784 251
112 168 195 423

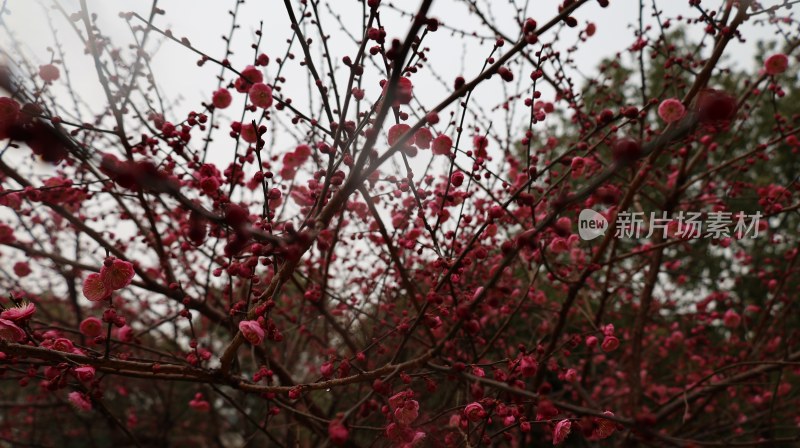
0 0 780 177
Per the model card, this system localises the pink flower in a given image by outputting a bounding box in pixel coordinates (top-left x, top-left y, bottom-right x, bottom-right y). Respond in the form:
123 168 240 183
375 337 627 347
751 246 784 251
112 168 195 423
239 320 265 345
553 419 572 445
611 137 642 161
389 391 410 410
520 355 538 377
414 128 433 149
658 98 685 123
448 414 461 427
564 368 578 382
101 259 135 290
431 135 452 155
409 431 426 446
288 387 301 400
550 237 570 254
249 83 273 108
68 391 92 412
80 317 104 337
386 422 425 445
235 65 263 92
212 88 232 109
570 156 586 178
473 135 489 158
52 338 75 352
396 77 414 105
294 144 311 159
601 336 620 352
1 302 36 321
594 411 616 439
13 262 31 277
464 402 486 422
320 361 334 378
0 98 19 140
696 89 737 123
240 122 258 143
0 97 20 125
723 309 741 328
552 217 571 237
188 393 210 412
394 399 420 426
328 420 349 446
450 171 465 187
0 318 25 342
381 76 414 106
388 123 413 146
83 273 110 302
74 366 96 382
117 325 134 342
765 53 789 75
39 64 60 82
537 400 559 420
497 66 514 82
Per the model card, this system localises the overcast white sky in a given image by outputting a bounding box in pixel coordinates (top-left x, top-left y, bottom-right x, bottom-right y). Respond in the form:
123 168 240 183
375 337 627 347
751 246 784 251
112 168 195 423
0 0 780 174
